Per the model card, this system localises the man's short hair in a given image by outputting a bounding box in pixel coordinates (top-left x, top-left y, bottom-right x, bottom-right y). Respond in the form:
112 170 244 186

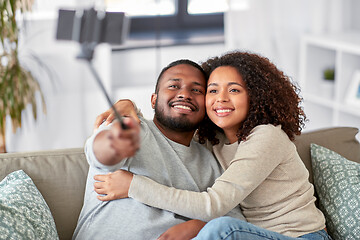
154 59 206 93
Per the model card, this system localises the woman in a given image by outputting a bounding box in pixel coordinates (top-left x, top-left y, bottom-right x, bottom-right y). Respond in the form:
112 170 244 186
94 51 331 240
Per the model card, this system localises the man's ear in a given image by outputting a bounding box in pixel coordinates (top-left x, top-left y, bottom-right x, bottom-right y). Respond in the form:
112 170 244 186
151 93 157 109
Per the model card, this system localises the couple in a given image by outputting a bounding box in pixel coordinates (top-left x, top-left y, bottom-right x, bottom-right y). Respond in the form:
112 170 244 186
73 51 331 240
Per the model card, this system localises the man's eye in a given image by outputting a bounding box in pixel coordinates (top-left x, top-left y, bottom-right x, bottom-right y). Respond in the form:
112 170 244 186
208 89 217 93
192 88 203 93
169 85 178 89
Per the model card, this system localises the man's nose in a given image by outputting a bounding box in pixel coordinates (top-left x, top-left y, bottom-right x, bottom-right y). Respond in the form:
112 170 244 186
177 88 192 100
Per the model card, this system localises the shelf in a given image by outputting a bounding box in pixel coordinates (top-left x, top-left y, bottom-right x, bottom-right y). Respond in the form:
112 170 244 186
303 31 360 54
303 93 336 108
340 103 360 117
305 93 360 117
300 31 360 131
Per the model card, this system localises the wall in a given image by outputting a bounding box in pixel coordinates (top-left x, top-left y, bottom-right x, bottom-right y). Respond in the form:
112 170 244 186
8 0 360 152
6 18 111 152
6 17 226 152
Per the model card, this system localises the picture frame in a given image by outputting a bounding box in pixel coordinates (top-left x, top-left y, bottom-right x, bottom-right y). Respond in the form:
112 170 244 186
345 70 360 107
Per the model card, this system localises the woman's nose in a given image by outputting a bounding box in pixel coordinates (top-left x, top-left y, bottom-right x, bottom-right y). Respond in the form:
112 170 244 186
216 91 229 102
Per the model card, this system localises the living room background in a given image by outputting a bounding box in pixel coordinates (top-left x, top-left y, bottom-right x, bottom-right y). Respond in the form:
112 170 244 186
4 0 360 152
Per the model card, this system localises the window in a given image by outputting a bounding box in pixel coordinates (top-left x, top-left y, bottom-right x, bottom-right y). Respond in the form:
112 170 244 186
105 0 225 33
187 0 228 14
105 0 176 16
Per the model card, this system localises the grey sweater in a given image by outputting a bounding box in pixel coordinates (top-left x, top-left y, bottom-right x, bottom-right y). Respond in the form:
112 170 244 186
73 118 244 240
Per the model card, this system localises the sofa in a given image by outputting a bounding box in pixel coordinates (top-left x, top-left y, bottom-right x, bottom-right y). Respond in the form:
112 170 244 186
0 127 359 240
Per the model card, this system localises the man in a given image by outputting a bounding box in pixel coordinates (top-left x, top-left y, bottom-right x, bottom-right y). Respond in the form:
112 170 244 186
73 59 244 239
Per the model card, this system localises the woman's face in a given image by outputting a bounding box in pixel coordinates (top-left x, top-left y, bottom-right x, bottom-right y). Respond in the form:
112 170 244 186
206 66 249 139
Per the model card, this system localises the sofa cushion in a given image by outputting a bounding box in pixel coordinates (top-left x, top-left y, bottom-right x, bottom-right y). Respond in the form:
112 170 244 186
294 127 360 184
0 170 59 239
0 148 88 240
310 144 360 240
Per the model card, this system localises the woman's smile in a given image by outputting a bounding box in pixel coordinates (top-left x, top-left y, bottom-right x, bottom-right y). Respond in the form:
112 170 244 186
213 107 234 117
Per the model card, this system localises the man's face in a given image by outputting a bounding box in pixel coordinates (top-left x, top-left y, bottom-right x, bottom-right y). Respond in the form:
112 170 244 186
151 64 206 132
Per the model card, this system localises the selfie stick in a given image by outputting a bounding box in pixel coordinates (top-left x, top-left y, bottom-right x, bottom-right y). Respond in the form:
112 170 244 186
78 43 128 129
62 7 131 130
56 7 129 129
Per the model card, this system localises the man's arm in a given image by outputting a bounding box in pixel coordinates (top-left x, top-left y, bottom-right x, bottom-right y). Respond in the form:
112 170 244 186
92 117 140 166
157 220 206 240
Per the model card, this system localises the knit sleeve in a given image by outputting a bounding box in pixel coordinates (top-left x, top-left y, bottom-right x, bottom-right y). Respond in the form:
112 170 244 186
129 174 244 222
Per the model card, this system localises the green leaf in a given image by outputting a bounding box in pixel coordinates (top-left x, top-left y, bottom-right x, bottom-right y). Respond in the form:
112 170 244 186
1 0 46 143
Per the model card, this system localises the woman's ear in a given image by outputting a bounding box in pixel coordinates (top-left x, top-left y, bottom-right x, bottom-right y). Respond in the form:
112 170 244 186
151 93 157 109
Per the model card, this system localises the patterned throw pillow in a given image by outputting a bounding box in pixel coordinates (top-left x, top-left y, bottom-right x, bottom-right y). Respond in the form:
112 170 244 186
0 170 59 240
310 143 360 240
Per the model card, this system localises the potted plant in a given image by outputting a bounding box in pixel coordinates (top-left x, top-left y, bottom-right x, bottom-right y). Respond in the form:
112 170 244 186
323 67 335 81
0 0 46 153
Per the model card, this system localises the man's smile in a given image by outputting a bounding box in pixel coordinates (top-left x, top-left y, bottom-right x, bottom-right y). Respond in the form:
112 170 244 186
173 105 192 110
170 101 198 112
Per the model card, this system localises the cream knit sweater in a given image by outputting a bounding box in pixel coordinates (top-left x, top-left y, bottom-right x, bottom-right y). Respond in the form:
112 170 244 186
129 124 325 237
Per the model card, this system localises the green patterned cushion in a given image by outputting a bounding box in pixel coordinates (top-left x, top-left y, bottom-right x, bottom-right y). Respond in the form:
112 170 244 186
310 144 360 240
0 170 59 240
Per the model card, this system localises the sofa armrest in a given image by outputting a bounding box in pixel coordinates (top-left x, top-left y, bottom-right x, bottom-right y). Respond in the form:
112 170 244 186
0 148 88 240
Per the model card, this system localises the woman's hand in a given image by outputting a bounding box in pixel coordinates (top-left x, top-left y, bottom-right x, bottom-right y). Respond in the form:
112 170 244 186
93 99 140 131
94 169 134 201
157 220 206 240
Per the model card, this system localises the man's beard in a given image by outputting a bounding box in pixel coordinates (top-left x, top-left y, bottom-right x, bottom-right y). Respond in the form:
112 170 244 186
154 101 199 132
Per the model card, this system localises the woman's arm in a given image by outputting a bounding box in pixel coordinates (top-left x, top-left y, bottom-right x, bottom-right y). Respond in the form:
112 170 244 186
94 169 133 201
95 125 287 222
128 125 287 221
93 163 244 222
130 174 243 222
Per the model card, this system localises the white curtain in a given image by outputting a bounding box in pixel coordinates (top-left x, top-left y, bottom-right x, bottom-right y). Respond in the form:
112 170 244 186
225 0 345 81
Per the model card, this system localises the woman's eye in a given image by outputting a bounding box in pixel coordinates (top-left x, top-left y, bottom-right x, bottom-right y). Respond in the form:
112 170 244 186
208 89 217 93
230 89 240 93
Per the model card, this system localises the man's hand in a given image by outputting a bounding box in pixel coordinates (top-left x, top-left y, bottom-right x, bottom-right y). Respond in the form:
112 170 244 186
94 169 133 201
93 117 140 166
157 220 206 240
93 99 140 131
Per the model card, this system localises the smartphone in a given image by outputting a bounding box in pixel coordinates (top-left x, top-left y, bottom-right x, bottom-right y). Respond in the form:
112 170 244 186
56 8 130 45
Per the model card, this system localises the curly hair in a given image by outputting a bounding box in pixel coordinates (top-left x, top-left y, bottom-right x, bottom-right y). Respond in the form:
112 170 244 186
197 51 306 145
